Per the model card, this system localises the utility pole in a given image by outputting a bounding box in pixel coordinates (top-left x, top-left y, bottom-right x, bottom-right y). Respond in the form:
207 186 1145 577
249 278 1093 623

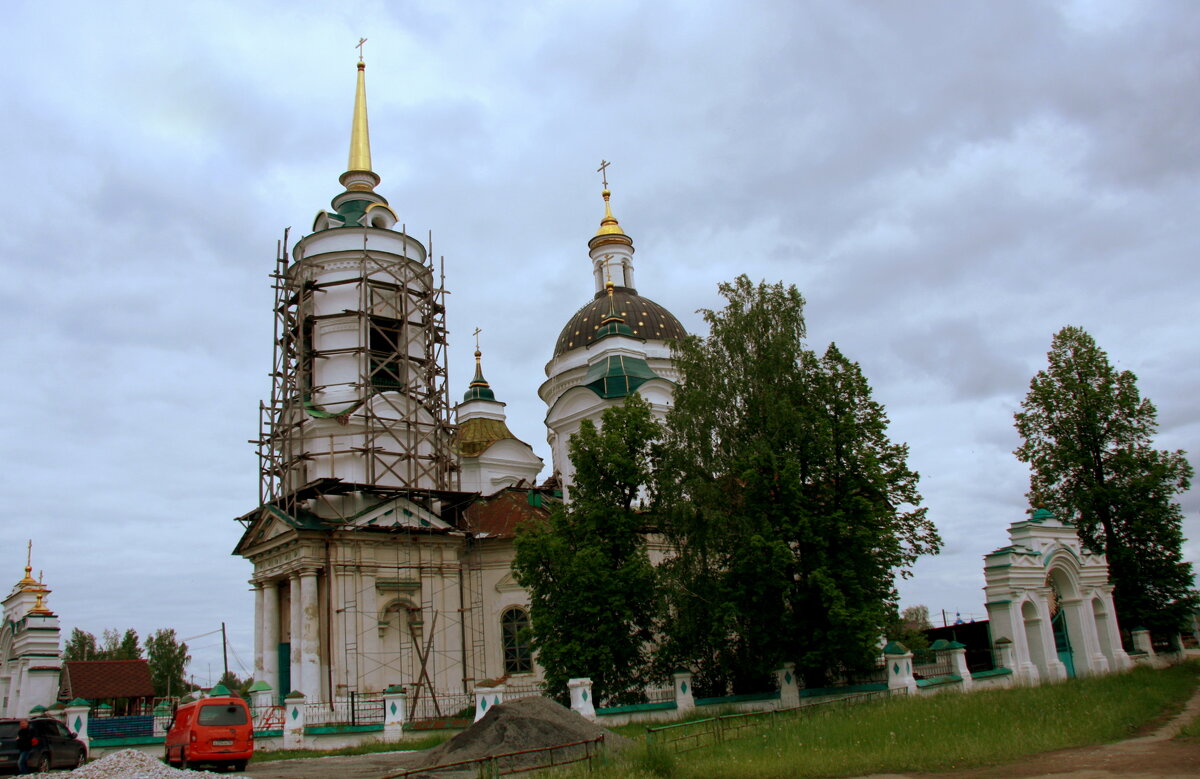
221 622 229 682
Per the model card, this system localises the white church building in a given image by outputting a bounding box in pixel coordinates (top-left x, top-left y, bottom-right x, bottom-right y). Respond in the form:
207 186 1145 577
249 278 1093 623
233 57 686 705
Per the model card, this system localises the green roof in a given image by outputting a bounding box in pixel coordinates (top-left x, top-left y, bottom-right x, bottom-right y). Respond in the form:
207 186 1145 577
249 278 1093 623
583 355 661 399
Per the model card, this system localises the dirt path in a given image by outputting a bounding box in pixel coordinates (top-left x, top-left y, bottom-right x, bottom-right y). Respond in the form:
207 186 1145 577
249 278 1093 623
860 682 1200 779
242 749 426 779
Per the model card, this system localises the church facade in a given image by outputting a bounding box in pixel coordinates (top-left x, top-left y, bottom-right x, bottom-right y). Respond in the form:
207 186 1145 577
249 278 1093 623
0 552 63 717
233 59 684 705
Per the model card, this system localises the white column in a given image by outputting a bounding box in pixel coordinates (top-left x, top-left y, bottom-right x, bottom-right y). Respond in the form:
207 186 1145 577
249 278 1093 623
568 678 596 719
289 573 302 695
884 643 916 695
253 582 265 681
262 581 280 696
283 692 306 750
474 683 505 722
358 570 378 692
672 669 696 712
383 685 407 738
300 569 322 700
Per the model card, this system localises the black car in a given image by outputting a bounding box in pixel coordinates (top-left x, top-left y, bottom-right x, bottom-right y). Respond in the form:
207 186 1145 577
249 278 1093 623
0 717 87 773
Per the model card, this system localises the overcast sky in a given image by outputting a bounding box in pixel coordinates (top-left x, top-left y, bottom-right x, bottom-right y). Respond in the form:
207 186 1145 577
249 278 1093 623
2 0 1197 685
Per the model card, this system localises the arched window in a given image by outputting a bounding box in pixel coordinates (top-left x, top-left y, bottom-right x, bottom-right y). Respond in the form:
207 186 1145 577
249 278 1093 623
501 608 532 675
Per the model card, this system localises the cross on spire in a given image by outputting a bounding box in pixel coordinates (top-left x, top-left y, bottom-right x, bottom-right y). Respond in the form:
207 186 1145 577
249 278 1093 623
472 327 482 352
356 37 368 62
597 159 611 188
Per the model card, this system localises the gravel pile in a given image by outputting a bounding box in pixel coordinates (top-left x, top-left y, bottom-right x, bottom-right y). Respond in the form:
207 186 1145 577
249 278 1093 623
412 696 628 774
58 749 246 779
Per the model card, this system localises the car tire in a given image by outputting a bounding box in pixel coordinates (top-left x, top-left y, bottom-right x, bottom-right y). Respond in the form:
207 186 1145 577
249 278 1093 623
74 747 86 768
34 751 50 773
231 759 248 772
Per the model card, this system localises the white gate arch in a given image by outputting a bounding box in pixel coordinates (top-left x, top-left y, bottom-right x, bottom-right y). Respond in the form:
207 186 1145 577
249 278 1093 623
984 507 1131 682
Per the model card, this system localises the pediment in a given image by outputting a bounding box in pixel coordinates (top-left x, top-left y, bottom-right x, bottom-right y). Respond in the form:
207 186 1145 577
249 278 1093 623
494 572 525 593
345 496 454 532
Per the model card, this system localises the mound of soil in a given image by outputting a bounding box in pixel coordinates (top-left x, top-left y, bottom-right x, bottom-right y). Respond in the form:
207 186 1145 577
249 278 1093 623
412 696 628 773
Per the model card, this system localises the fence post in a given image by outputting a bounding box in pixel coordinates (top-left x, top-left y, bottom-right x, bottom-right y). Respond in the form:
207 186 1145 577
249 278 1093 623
152 700 173 737
283 691 306 750
568 678 596 720
474 682 506 722
249 680 275 709
672 668 695 713
884 641 917 695
64 699 90 751
774 662 800 708
935 640 973 690
383 685 408 738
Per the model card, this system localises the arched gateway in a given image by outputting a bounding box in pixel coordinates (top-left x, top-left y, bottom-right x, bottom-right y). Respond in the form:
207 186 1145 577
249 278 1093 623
984 508 1131 684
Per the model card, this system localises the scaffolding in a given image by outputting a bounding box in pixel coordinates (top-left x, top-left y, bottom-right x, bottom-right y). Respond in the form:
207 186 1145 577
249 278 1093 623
257 227 458 516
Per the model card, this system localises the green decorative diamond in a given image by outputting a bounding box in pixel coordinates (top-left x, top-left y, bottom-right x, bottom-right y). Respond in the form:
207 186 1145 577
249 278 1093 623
390 702 397 715
74 716 82 731
481 699 488 711
893 663 899 674
680 682 687 694
290 707 298 720
784 672 792 684
582 690 588 702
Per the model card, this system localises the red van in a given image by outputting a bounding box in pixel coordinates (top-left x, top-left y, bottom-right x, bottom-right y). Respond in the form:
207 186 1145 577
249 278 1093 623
164 696 253 772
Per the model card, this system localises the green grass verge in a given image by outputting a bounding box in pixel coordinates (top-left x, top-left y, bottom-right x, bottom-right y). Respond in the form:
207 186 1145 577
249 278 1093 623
253 732 452 763
574 662 1199 779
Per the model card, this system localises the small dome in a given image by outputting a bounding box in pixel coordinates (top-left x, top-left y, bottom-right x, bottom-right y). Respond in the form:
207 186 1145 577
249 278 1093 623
554 288 687 357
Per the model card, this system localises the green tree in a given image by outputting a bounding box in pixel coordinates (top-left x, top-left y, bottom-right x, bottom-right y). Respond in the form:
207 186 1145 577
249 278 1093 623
62 628 99 662
512 393 660 706
1014 326 1197 636
656 276 940 692
145 629 191 698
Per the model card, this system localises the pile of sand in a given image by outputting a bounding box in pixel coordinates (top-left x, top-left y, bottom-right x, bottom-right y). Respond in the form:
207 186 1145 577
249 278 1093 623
412 696 627 774
65 748 242 778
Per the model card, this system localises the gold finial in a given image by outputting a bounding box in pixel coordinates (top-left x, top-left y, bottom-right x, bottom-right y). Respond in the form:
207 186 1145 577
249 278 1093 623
343 44 376 189
18 541 38 590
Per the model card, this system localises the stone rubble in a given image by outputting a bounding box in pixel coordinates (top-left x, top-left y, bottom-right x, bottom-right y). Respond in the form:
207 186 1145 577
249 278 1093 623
50 749 246 779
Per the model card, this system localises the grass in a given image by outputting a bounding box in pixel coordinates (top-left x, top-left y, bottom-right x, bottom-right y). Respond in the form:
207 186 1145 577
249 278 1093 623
253 732 452 763
566 661 1200 778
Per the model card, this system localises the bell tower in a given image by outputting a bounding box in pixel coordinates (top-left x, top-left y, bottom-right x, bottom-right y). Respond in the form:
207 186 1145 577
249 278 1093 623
256 55 456 517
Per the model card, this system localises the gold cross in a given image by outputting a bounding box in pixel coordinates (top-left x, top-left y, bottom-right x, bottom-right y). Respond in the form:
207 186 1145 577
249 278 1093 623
597 159 611 188
473 327 482 351
356 38 368 62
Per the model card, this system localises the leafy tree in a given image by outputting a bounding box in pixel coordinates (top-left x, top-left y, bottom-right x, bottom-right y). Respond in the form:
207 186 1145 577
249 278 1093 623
145 629 191 698
62 628 100 662
512 393 660 706
1014 325 1197 636
900 605 933 631
216 671 253 698
656 276 940 692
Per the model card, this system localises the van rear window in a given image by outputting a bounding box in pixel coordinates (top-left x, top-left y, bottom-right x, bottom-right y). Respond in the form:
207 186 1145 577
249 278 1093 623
0 723 16 738
197 704 248 726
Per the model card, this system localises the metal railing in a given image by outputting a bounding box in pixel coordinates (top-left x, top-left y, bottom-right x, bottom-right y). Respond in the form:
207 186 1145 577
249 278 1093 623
380 736 605 778
303 695 385 726
646 689 890 754
503 681 546 702
645 686 674 704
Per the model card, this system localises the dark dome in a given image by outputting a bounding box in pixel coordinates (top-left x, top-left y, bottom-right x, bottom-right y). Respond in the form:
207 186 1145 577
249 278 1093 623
554 287 687 357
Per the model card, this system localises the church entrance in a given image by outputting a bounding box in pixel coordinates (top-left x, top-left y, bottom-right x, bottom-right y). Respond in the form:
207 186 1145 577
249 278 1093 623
1051 611 1075 678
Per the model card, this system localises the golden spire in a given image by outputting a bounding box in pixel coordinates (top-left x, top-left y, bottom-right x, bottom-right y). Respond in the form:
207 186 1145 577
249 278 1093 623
340 40 381 192
17 540 38 591
591 160 631 247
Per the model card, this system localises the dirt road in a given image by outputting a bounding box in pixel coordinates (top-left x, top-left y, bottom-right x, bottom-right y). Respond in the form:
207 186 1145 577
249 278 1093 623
861 682 1200 779
245 687 1200 779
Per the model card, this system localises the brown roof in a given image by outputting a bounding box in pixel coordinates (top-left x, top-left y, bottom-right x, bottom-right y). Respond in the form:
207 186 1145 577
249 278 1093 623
60 660 155 701
462 489 555 539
